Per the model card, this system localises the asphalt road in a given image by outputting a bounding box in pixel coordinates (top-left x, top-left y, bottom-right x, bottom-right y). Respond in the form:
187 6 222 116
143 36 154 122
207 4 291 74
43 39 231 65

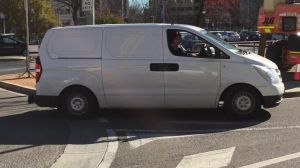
1 86 300 168
0 58 26 75
99 96 300 168
0 88 69 168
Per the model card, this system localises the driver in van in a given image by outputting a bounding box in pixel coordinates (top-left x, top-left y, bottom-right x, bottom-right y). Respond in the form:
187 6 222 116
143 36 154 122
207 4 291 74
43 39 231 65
168 31 207 57
167 31 188 56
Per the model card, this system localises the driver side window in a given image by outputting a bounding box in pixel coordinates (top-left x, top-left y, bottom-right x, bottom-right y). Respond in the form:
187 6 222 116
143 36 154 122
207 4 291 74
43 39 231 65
166 29 219 58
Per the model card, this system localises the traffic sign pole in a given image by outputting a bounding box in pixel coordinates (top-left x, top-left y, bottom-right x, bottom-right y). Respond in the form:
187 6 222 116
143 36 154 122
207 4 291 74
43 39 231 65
82 0 95 25
20 0 34 78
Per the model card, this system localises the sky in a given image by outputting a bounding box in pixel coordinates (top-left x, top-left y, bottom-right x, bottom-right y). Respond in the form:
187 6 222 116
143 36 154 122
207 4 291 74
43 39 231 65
129 0 148 6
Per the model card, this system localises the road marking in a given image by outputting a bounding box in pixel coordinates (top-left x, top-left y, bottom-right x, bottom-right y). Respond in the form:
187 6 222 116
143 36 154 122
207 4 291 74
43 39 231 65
163 120 260 126
98 129 119 168
113 125 300 134
125 126 300 149
126 133 201 149
176 147 235 168
240 152 300 168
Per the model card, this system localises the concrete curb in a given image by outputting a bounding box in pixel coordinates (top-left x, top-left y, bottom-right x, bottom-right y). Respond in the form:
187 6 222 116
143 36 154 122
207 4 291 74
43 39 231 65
284 91 300 98
0 56 26 62
0 81 35 95
51 121 108 168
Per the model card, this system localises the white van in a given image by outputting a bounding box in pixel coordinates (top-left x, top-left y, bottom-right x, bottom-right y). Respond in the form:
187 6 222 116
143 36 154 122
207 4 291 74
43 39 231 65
28 24 285 119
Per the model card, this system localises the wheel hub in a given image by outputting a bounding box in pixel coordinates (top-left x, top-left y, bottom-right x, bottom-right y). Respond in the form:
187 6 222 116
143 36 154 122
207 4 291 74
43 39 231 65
235 95 252 111
70 96 85 112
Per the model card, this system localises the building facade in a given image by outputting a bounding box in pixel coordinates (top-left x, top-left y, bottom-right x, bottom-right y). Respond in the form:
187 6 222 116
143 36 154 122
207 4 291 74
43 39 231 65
148 0 204 25
204 0 240 30
148 0 262 30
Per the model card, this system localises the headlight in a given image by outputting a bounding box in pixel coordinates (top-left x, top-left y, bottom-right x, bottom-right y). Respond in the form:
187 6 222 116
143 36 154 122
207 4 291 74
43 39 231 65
253 65 281 84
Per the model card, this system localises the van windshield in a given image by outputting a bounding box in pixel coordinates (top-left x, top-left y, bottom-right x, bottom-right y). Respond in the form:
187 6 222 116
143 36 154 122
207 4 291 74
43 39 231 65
201 31 238 51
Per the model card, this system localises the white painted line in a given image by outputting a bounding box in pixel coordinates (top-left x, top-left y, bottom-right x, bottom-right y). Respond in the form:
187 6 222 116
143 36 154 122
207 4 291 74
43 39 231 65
240 152 300 168
98 129 119 168
163 120 260 126
113 125 300 134
176 147 235 168
126 133 200 149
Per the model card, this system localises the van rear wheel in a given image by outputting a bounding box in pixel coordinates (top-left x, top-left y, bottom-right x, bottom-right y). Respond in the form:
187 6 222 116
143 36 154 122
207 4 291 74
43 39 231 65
59 89 97 119
224 87 261 119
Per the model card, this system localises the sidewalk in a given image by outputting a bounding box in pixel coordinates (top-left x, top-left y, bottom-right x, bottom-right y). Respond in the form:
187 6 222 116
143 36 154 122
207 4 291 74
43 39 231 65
0 73 35 95
0 73 300 98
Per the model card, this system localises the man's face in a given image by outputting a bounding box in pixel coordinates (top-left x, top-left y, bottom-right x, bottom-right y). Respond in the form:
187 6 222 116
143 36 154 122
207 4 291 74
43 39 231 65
174 34 182 45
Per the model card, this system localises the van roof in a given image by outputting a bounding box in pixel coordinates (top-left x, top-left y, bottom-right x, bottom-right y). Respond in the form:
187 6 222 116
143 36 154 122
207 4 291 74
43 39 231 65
51 23 204 31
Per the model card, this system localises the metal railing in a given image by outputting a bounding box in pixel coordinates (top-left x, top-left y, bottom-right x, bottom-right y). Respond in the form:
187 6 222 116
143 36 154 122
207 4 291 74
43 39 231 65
229 40 276 54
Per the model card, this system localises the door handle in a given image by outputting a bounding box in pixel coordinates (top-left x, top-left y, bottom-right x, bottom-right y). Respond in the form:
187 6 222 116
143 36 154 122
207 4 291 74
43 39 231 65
165 63 179 71
150 63 165 71
150 63 179 71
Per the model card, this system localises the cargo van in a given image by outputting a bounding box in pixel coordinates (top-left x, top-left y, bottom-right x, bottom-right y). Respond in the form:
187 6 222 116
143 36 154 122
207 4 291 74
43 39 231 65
28 24 285 119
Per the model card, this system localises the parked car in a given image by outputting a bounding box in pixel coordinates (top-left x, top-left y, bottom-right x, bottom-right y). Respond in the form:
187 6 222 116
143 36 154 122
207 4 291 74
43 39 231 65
240 31 261 41
267 34 288 40
29 24 284 119
247 31 261 41
181 33 203 51
210 31 225 40
226 31 240 42
0 34 26 56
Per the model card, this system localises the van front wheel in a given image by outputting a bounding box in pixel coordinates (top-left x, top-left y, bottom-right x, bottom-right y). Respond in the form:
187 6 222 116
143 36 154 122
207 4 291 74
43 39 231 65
224 87 261 119
59 89 97 119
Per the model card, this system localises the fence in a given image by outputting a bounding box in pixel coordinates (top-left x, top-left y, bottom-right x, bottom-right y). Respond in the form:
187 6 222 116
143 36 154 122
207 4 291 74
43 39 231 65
229 40 276 54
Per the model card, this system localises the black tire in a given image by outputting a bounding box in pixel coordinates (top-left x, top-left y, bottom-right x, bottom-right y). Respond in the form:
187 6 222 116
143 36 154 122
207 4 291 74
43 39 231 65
265 40 288 70
59 88 97 119
224 87 262 119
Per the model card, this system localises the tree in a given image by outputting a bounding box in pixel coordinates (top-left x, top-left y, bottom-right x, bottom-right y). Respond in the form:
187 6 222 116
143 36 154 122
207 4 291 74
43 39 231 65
0 0 58 40
53 0 81 25
127 0 148 23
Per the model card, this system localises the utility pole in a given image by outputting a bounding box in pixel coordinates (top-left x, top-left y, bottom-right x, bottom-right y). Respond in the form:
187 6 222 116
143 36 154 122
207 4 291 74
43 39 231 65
150 16 155 23
2 15 4 34
247 0 250 30
20 0 34 78
160 0 165 23
0 13 5 34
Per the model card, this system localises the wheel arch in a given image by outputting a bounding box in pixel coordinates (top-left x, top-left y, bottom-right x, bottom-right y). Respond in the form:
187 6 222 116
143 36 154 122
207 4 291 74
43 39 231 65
59 84 99 107
219 83 263 103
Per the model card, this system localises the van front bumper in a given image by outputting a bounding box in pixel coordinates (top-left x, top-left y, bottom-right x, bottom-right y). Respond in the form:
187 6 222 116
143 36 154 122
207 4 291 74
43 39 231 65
28 95 58 107
263 95 283 108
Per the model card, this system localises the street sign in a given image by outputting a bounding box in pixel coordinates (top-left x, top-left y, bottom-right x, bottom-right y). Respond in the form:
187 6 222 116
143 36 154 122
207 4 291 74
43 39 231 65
82 0 93 12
